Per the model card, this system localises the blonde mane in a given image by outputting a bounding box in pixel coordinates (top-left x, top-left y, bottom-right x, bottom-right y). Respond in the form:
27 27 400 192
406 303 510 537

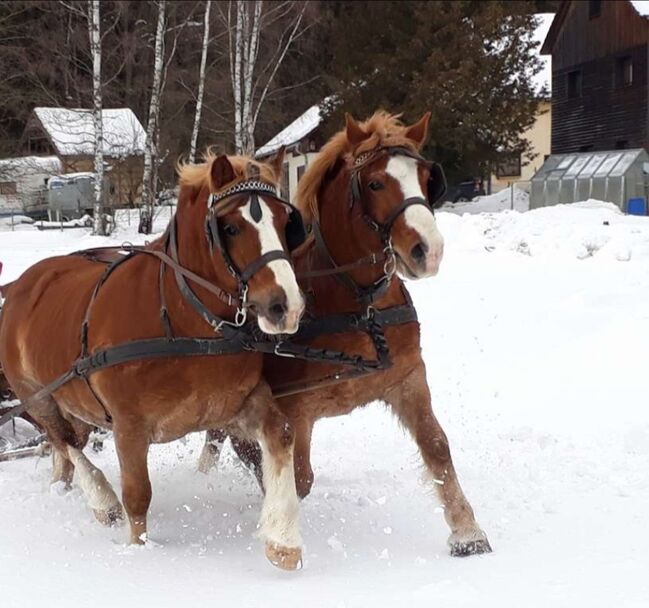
296 111 420 221
177 148 280 193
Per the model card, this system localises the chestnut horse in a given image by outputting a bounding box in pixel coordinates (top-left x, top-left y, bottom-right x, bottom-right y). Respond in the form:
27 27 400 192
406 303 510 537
0 151 307 570
200 112 492 557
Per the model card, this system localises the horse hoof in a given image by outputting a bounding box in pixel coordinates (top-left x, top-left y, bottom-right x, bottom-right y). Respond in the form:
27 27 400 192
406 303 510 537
449 538 492 557
448 529 492 557
265 542 302 571
93 503 124 527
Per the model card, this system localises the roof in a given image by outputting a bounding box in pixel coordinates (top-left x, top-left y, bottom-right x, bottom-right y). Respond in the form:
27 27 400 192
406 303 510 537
532 148 648 181
33 107 146 157
0 155 62 178
256 103 323 158
630 1 649 17
543 1 649 54
532 13 554 94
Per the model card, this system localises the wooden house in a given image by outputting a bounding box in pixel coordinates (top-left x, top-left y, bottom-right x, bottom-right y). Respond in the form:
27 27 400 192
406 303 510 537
542 0 649 154
20 107 146 207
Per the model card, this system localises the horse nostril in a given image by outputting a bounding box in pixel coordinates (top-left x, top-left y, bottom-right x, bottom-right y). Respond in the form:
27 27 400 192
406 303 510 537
411 242 428 264
267 297 288 323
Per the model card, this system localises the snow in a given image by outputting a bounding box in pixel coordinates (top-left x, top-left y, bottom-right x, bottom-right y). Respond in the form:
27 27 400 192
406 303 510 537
441 186 531 214
0 155 62 178
256 104 323 158
34 107 146 158
532 13 553 94
2 202 649 607
630 1 649 17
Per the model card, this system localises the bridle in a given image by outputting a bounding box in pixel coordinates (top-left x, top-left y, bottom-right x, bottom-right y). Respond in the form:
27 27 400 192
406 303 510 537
199 178 306 328
307 145 447 309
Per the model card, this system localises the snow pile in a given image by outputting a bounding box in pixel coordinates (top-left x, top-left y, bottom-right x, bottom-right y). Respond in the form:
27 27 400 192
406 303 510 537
1 201 649 607
442 186 530 214
438 199 649 261
34 107 146 157
0 155 62 178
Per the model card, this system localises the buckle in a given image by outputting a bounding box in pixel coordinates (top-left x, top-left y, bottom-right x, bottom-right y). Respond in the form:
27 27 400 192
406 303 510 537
274 342 296 358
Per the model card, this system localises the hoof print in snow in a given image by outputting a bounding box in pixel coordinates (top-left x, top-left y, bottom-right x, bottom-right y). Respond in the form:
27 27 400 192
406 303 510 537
449 538 493 557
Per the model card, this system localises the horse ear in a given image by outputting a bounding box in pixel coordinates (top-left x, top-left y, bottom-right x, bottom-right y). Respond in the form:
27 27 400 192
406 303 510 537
268 146 286 181
246 161 261 180
211 155 236 189
405 112 431 149
345 113 369 147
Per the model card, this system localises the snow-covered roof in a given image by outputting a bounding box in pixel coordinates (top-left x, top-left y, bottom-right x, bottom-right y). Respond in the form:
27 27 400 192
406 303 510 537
630 1 649 17
33 107 146 157
532 13 554 95
256 104 323 158
0 155 62 178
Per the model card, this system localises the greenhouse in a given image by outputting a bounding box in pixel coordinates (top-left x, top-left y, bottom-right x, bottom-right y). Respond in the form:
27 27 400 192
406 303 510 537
530 149 649 214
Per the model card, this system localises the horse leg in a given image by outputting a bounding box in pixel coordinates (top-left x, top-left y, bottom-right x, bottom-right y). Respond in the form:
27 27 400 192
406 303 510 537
230 433 264 492
237 383 302 570
197 428 227 474
113 425 151 545
29 396 122 524
387 364 492 556
293 418 315 499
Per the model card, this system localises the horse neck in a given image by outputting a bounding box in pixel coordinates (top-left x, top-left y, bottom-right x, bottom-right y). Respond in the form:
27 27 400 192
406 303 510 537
308 168 407 313
164 198 239 329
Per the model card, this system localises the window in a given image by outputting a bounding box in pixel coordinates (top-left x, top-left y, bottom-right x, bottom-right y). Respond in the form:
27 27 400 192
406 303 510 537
567 70 582 98
579 144 594 152
589 0 601 19
615 140 628 150
616 56 633 87
0 182 17 195
495 153 521 178
297 165 305 182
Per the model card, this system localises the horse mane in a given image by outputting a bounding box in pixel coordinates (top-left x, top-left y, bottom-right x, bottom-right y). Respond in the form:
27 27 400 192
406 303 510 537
296 110 420 221
177 148 280 192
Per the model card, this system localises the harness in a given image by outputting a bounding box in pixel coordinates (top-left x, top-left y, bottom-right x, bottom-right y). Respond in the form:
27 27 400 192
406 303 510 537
0 149 448 426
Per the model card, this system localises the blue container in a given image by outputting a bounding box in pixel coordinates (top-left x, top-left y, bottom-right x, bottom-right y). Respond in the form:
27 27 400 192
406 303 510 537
627 197 647 215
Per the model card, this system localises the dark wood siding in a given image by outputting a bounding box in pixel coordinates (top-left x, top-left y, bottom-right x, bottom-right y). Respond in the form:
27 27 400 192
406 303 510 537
552 1 648 71
551 43 648 153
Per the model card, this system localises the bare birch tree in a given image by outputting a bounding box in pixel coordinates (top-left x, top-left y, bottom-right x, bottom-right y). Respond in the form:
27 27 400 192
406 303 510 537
140 0 166 234
224 0 307 155
189 0 211 164
88 0 106 235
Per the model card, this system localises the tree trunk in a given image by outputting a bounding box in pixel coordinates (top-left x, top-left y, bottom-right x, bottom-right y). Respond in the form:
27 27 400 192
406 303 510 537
89 0 106 236
189 0 211 163
141 0 166 235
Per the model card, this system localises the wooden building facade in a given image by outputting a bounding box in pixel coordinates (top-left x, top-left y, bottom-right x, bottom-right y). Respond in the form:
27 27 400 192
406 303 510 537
542 0 649 154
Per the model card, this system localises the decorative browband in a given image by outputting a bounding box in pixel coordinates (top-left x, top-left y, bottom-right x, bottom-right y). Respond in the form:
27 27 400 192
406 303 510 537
208 179 279 208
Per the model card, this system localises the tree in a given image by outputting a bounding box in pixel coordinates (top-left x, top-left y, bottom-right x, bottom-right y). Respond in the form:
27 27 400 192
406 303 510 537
140 0 166 233
189 0 211 163
319 1 544 184
88 0 106 235
222 0 308 155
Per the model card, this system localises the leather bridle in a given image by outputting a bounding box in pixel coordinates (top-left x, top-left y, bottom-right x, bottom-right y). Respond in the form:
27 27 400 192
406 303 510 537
304 145 447 309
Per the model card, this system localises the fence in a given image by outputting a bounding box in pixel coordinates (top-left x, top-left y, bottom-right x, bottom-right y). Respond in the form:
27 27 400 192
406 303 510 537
0 203 177 234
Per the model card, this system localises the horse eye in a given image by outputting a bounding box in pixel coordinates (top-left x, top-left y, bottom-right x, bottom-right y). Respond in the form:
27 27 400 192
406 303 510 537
368 181 384 191
223 224 240 237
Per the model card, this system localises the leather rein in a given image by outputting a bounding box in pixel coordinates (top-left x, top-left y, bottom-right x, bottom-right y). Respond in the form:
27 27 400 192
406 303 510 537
0 176 407 426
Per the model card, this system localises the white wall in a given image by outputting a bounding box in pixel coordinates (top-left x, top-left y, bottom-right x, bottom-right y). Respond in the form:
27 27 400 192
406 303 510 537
283 151 318 202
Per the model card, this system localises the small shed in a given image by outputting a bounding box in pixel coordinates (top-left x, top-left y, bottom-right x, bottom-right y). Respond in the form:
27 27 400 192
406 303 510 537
530 148 649 212
0 156 62 214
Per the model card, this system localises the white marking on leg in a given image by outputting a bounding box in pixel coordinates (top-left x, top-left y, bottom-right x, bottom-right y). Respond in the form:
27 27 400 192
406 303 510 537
256 437 302 549
386 156 444 275
241 197 304 334
66 446 120 511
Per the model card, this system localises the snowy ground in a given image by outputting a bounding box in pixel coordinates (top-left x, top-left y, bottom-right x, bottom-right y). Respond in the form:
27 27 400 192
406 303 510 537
1 202 649 607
